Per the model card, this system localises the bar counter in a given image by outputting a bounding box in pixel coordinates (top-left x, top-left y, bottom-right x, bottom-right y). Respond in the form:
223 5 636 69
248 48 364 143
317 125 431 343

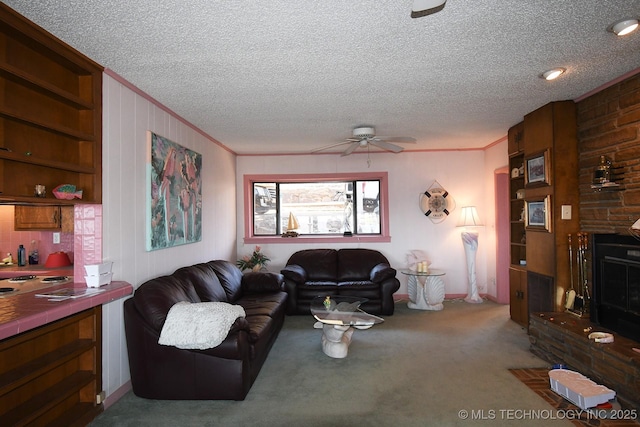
0 279 133 340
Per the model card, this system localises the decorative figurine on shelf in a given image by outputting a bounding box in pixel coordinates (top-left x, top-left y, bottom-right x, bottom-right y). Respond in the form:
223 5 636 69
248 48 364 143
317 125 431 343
406 249 430 272
323 296 332 310
281 212 300 237
2 253 12 264
52 184 83 200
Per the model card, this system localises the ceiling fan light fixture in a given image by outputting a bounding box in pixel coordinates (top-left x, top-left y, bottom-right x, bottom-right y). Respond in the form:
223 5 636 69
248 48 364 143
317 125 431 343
411 0 446 18
540 68 566 81
352 126 376 139
609 19 639 36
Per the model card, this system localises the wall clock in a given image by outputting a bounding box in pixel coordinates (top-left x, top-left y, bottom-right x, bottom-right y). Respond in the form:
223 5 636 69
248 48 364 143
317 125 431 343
419 181 455 223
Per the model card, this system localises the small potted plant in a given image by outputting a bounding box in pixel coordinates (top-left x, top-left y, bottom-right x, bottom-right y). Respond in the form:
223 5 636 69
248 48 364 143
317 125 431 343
237 246 270 272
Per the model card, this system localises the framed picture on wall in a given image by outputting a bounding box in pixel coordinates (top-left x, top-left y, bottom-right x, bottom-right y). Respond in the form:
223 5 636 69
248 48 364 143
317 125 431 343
146 131 203 251
525 196 551 232
525 150 550 187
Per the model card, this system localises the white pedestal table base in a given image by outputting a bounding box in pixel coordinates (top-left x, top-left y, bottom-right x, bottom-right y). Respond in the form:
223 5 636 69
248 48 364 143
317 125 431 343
313 321 373 358
407 274 445 311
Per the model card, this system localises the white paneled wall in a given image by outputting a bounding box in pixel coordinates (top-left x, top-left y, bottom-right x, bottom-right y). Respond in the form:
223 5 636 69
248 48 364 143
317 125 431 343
101 71 237 400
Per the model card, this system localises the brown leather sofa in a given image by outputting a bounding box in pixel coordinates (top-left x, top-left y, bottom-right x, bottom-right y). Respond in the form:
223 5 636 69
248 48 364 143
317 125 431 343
280 248 399 315
123 260 286 400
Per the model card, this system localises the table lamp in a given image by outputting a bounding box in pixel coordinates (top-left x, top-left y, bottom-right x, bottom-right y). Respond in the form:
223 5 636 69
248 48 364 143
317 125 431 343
457 206 483 303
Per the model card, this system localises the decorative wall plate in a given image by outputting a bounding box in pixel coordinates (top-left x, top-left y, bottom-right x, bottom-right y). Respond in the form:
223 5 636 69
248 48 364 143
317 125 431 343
419 181 455 223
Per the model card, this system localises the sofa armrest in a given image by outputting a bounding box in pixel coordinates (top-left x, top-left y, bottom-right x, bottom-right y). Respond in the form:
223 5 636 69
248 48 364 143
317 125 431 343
280 264 308 284
241 271 284 293
370 263 396 283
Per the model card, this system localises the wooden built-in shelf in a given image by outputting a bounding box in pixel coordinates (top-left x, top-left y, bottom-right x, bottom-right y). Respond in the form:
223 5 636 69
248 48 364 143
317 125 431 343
0 307 103 426
0 3 103 205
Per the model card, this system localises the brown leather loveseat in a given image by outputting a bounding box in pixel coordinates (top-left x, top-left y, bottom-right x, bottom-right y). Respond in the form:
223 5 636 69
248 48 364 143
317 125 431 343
123 260 286 400
281 248 399 315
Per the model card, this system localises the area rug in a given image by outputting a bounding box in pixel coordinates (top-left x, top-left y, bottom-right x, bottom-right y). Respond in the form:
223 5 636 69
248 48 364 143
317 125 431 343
510 368 639 427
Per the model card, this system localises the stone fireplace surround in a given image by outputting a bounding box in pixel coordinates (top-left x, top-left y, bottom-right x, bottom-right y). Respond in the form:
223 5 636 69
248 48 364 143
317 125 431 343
529 311 640 411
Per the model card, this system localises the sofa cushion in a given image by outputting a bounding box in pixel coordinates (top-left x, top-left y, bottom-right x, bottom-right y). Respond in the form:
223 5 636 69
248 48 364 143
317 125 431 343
280 264 307 284
370 263 396 283
173 263 228 303
242 271 284 293
337 248 390 281
238 292 288 319
133 275 201 332
337 281 381 299
286 249 337 281
208 260 244 302
244 314 274 344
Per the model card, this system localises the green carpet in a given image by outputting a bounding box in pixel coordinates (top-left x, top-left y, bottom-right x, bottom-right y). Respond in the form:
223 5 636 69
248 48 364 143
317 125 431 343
91 300 577 426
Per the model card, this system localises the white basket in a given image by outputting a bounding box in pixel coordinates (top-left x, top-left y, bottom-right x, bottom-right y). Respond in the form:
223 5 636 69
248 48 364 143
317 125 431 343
85 272 113 288
84 262 113 276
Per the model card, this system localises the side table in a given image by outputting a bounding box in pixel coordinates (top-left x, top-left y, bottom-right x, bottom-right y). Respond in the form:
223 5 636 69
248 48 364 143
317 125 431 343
400 269 446 311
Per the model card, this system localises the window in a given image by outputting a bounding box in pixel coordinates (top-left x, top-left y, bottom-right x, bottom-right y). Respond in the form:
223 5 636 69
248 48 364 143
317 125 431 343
244 173 390 243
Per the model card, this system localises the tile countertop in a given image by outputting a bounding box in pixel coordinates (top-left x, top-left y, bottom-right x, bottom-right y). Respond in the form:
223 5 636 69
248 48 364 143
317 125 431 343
0 280 133 341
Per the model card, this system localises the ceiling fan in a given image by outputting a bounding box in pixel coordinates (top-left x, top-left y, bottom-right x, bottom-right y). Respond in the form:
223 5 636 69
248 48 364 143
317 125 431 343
312 126 416 157
411 0 446 18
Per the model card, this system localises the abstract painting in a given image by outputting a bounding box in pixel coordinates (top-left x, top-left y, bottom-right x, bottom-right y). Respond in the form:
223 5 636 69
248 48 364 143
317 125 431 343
146 131 202 251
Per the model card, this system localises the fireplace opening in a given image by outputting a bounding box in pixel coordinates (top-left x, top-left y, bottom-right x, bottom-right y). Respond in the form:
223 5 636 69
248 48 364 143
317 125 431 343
592 233 640 342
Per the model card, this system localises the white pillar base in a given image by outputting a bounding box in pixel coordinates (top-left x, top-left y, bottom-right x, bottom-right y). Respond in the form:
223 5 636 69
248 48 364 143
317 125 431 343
462 231 483 304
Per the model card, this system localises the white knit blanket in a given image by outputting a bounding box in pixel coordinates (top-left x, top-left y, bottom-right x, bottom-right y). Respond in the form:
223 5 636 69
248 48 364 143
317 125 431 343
158 301 246 350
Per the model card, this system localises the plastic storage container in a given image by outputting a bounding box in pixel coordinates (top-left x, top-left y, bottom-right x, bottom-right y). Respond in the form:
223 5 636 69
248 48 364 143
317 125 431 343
84 262 113 288
548 369 615 410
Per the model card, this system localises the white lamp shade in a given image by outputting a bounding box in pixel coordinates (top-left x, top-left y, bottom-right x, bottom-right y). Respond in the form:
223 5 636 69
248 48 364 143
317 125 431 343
457 206 482 227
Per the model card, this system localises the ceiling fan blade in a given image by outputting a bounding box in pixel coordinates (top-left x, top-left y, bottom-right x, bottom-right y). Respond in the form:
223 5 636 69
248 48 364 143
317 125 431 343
411 0 446 18
369 140 405 153
341 141 361 156
311 140 351 153
375 136 417 143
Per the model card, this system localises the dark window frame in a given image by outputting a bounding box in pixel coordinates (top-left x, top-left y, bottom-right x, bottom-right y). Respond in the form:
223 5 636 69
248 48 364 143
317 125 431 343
243 172 391 244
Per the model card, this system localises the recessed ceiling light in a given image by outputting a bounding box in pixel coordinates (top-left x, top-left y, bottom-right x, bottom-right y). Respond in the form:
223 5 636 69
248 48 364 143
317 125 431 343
540 68 566 81
609 19 639 36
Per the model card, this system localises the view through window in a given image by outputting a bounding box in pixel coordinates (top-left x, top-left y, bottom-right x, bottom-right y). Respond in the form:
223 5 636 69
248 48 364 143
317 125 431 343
253 180 381 236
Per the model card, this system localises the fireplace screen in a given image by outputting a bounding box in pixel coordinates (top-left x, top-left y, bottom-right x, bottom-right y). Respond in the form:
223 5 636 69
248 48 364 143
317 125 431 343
592 233 640 342
601 260 640 313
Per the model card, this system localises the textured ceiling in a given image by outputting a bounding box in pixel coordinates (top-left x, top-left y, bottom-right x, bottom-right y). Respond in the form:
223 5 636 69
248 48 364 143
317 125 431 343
4 1 640 155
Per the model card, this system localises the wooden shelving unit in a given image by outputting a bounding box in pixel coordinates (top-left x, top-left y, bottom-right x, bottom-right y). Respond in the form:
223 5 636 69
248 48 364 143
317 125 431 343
0 307 103 426
507 102 580 327
0 3 103 205
508 121 528 326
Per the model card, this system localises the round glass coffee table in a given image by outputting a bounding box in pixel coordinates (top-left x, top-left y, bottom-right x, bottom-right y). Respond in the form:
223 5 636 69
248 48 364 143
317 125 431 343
400 268 446 311
310 295 384 358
